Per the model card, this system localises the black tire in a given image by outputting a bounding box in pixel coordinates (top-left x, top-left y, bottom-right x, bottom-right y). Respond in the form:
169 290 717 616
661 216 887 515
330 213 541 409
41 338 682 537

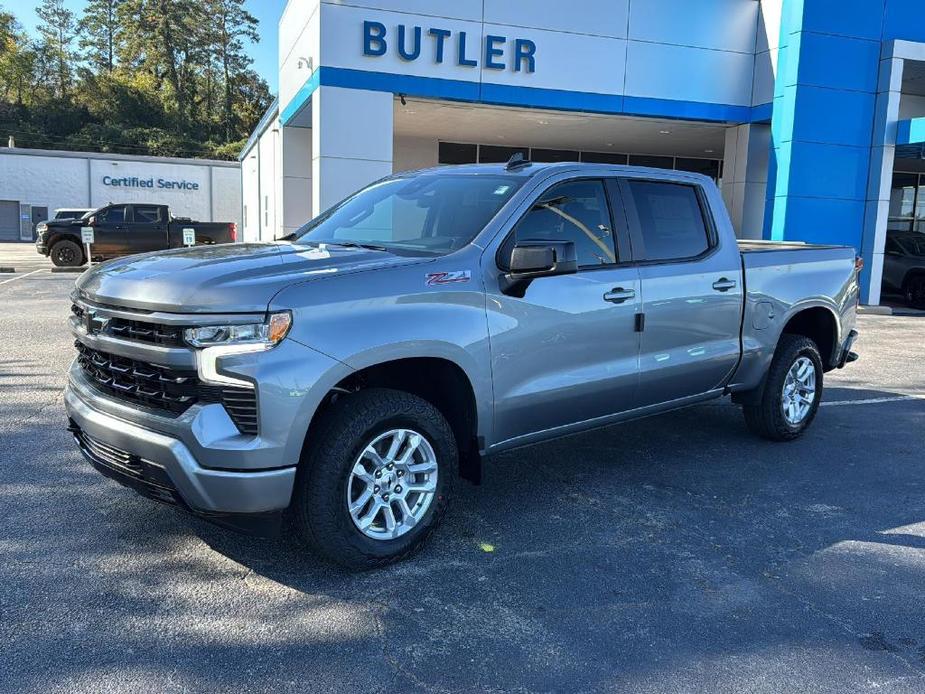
904 274 925 310
290 388 458 570
50 239 84 267
742 334 824 442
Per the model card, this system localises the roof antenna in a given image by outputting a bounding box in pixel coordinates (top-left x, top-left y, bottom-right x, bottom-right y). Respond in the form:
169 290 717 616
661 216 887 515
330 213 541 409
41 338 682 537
505 152 531 170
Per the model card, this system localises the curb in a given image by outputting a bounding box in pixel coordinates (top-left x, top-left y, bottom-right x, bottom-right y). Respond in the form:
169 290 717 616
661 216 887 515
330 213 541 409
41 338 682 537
857 305 893 316
50 267 86 274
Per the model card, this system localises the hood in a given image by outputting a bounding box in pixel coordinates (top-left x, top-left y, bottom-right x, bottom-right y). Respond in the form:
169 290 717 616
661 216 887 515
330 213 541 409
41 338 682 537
75 242 427 313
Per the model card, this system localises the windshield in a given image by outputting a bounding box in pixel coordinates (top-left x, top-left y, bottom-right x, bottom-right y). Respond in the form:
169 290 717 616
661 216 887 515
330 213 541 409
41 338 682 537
293 174 524 255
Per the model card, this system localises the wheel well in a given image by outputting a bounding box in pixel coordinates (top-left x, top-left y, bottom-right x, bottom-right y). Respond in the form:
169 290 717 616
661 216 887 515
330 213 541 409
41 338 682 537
308 357 480 463
781 307 838 370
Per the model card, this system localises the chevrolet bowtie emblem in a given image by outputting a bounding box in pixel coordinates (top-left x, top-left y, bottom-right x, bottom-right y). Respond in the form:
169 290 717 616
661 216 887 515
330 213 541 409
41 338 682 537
86 309 109 335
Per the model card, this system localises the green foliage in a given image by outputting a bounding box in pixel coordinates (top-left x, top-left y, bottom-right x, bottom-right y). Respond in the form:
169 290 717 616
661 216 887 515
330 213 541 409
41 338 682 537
0 0 272 160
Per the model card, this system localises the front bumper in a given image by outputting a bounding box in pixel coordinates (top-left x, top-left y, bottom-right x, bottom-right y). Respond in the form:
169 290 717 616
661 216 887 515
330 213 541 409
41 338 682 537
65 383 296 527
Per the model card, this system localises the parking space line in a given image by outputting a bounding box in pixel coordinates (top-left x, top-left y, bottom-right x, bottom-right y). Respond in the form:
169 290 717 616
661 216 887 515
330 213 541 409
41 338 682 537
0 269 45 285
821 395 924 407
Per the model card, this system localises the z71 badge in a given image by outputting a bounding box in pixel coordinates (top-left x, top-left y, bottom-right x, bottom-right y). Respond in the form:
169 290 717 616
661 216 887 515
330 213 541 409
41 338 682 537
425 271 471 286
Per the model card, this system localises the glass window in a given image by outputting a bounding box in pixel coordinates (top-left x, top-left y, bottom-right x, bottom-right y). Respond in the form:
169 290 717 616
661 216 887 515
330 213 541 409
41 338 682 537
628 154 674 170
889 173 918 233
438 142 477 165
581 151 628 165
132 205 161 224
512 180 616 267
675 157 721 181
98 206 126 225
531 148 579 163
626 181 711 261
479 145 529 164
294 174 523 256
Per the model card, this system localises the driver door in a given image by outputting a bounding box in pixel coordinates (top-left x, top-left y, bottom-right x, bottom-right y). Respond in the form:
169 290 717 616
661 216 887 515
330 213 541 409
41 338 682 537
486 178 642 447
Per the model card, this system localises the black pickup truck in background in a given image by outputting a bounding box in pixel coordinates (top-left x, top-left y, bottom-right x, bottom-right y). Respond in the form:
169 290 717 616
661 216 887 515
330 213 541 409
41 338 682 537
35 203 238 266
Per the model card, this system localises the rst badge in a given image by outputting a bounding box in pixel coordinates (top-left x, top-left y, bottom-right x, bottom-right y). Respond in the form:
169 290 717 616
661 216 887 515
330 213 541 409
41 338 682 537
425 271 471 286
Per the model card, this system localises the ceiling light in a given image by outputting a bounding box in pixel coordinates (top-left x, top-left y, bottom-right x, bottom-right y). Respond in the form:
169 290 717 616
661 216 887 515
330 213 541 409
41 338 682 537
704 149 715 153
659 130 671 135
537 120 549 125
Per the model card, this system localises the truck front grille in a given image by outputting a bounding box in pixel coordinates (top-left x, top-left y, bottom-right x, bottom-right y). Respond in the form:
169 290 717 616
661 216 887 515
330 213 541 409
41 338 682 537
74 342 258 434
71 304 184 347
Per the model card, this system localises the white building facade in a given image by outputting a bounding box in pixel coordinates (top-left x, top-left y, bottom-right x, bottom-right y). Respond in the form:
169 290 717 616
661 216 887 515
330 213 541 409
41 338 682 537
0 147 242 242
242 0 925 305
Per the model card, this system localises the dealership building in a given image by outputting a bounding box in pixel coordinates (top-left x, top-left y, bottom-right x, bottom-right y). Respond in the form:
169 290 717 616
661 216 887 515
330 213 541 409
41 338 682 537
0 147 242 242
240 0 925 305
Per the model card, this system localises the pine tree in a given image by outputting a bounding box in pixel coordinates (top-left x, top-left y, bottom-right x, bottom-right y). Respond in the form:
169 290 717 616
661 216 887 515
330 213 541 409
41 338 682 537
35 0 77 98
204 0 258 141
78 0 122 73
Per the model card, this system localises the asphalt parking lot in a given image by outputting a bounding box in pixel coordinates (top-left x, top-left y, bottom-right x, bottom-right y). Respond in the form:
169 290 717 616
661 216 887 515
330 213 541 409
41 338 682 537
2 250 925 693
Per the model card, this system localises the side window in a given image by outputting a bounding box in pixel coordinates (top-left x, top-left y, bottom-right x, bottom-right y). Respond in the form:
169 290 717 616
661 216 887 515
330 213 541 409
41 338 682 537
132 206 161 224
98 206 126 225
514 180 616 267
625 181 711 261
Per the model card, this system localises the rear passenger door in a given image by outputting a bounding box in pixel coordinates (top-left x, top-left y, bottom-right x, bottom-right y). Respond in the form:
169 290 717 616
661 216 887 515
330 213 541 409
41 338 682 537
619 178 743 407
124 205 168 254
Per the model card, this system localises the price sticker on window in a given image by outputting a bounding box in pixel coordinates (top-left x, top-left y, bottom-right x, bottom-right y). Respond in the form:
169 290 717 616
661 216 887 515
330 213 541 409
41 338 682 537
81 227 95 245
182 228 195 246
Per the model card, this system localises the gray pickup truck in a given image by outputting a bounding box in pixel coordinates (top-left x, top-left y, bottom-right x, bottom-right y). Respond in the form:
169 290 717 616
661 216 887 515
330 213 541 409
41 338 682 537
64 162 860 569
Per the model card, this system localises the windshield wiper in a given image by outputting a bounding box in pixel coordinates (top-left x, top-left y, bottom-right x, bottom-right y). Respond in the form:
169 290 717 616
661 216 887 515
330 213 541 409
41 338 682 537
325 241 389 252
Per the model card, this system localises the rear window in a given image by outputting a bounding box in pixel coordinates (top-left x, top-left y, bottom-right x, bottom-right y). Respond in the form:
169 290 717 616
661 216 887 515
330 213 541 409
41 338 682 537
626 181 711 261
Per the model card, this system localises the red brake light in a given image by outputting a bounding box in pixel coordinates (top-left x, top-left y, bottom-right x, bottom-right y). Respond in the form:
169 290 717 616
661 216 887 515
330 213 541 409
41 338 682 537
229 222 237 242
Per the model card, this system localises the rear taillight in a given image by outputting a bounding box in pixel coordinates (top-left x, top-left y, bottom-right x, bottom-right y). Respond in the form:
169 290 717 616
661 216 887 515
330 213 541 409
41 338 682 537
229 222 237 242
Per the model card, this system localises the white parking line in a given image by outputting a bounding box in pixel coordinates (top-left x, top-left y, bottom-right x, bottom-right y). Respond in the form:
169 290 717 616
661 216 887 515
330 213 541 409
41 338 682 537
821 395 924 407
0 269 45 285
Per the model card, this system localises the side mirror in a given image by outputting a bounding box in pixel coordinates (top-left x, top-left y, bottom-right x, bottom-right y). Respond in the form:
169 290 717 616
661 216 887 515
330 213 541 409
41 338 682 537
500 240 578 296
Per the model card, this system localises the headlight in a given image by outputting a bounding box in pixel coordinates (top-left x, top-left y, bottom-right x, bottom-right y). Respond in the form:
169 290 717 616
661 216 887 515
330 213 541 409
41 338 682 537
184 312 291 348
37 223 47 233
189 312 292 389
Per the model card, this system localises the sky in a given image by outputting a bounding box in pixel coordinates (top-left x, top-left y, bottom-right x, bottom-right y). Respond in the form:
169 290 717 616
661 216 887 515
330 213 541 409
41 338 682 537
2 0 287 93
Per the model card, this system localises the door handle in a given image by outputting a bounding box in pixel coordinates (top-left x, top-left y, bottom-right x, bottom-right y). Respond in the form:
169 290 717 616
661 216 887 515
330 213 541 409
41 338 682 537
604 287 636 304
712 278 737 292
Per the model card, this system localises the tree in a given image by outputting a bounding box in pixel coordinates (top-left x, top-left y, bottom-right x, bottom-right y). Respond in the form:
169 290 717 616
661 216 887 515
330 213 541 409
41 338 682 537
204 0 258 141
78 0 122 73
35 0 77 98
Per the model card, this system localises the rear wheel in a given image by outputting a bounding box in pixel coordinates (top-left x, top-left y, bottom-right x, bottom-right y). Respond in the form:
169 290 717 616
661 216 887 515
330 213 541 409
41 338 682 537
50 239 84 267
742 334 824 441
905 274 925 309
290 388 457 570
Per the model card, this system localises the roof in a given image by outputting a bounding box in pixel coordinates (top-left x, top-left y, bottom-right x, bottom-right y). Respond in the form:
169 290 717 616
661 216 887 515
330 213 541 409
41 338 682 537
0 146 240 168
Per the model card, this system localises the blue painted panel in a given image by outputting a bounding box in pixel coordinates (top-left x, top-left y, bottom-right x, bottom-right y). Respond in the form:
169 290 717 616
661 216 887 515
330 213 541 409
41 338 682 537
777 141 870 201
790 87 876 147
771 196 865 248
897 118 925 145
789 32 881 93
884 0 925 42
280 69 320 126
621 96 752 122
323 67 481 102
480 82 623 114
801 0 884 41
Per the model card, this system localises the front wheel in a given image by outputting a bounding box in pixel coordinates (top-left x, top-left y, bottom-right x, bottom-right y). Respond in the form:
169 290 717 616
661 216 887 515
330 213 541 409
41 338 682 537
742 334 824 441
290 388 457 570
905 275 925 309
50 239 85 267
